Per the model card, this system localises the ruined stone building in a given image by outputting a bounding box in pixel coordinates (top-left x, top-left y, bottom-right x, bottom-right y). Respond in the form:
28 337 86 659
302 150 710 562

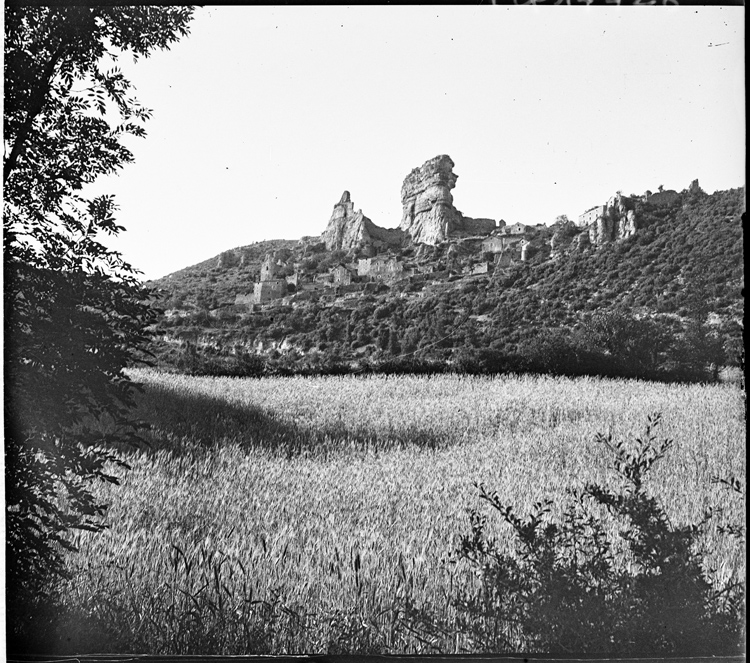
468 262 490 275
357 256 404 281
503 222 527 235
480 225 527 257
286 271 301 288
331 265 355 286
481 236 505 254
645 189 680 207
578 205 605 227
314 272 333 285
253 279 286 303
253 255 287 303
259 256 277 282
483 233 527 265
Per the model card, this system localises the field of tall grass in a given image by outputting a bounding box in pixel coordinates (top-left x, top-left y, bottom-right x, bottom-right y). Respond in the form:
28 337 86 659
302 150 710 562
56 369 745 653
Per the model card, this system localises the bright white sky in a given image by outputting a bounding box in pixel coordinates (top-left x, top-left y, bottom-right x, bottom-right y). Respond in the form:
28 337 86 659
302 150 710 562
87 6 745 281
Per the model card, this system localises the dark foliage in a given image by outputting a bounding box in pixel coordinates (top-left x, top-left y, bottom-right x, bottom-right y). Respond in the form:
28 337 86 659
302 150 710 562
151 301 730 384
403 415 745 654
3 4 193 649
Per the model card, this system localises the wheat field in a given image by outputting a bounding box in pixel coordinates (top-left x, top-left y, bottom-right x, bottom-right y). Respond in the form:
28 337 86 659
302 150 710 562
60 369 746 653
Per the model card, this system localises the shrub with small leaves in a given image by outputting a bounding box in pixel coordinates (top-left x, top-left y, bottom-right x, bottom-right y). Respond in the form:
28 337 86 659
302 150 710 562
406 414 745 654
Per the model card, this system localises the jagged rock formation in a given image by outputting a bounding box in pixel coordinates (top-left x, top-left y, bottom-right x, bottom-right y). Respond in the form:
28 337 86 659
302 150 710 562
549 234 560 258
588 193 638 245
415 243 436 262
400 155 460 244
322 191 403 253
573 232 590 251
399 155 496 245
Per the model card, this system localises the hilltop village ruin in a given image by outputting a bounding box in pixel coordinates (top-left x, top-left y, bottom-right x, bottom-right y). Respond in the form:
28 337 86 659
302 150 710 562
227 155 683 311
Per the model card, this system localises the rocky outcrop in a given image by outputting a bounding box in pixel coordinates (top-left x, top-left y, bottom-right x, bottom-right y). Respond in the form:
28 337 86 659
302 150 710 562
446 243 459 270
573 232 590 251
549 234 560 258
588 193 638 245
216 250 239 268
520 240 531 261
400 155 460 244
399 155 496 245
415 243 437 262
322 191 403 253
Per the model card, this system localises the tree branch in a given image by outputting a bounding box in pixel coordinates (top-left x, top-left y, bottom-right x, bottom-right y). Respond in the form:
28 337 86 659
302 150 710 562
3 41 73 184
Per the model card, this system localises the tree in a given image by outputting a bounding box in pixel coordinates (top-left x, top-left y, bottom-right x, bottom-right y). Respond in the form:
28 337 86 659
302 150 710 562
669 319 725 383
575 310 672 379
388 325 401 356
518 328 581 376
669 266 726 381
3 3 194 641
377 325 391 352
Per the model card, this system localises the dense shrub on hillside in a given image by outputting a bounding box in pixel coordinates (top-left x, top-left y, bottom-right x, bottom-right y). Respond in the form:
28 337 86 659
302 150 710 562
148 186 744 383
153 306 724 383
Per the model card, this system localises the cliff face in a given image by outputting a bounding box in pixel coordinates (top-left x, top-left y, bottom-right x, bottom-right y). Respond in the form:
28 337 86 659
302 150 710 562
400 155 462 245
399 155 495 245
322 191 403 253
588 193 638 245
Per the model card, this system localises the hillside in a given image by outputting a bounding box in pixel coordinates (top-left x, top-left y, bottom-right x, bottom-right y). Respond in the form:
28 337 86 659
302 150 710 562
147 181 744 381
152 238 301 310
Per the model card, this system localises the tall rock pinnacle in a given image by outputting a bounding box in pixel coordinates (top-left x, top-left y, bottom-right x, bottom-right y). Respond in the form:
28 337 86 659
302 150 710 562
322 191 403 253
399 155 495 245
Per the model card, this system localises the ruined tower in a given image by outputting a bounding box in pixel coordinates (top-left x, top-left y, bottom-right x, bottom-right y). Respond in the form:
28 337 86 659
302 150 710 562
260 255 276 282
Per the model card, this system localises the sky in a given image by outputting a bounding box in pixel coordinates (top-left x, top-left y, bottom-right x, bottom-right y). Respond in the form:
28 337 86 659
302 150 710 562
84 6 745 281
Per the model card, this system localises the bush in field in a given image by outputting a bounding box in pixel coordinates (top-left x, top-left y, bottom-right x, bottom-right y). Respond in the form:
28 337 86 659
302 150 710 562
406 414 745 654
574 310 673 380
517 328 584 377
665 318 726 383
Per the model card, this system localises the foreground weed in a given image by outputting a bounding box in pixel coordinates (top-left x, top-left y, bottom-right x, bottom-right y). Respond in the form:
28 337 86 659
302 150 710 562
70 541 310 654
